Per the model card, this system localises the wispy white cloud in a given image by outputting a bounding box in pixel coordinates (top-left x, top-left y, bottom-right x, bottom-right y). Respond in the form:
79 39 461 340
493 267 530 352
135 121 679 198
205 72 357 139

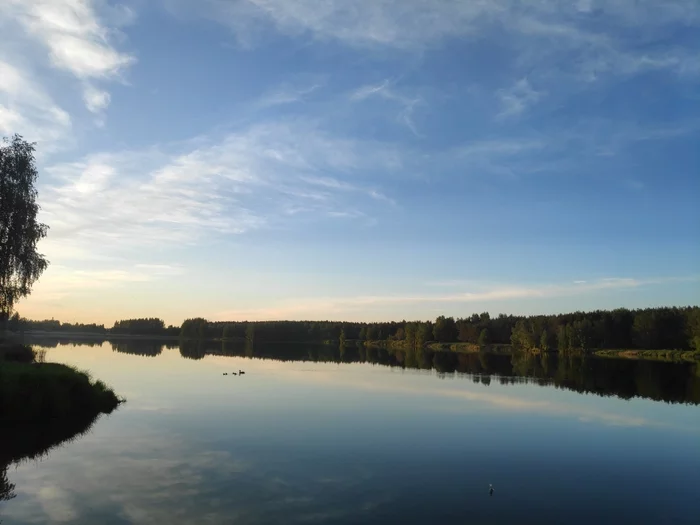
457 138 545 158
7 0 135 79
82 84 111 114
351 79 422 136
212 276 698 321
176 0 700 82
170 0 500 49
38 119 400 264
1 0 135 119
0 59 72 149
496 78 543 119
445 117 699 179
256 82 322 108
450 137 547 178
301 176 396 205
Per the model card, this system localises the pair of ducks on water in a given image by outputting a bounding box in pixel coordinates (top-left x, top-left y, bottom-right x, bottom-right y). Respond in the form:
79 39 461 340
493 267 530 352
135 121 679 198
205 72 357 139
223 370 245 376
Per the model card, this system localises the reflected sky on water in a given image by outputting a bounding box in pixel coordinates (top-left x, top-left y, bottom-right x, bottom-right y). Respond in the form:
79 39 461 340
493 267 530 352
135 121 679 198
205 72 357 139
2 341 699 524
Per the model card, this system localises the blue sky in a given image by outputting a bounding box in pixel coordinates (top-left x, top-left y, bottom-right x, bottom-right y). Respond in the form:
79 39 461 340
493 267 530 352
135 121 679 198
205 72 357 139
2 0 698 324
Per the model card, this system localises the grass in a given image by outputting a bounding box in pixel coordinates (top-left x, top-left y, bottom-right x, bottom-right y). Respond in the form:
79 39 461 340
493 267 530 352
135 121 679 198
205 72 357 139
0 360 122 424
426 342 515 354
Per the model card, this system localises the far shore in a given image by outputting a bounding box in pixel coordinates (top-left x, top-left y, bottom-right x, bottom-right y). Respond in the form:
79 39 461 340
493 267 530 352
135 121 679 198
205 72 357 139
18 332 700 363
22 331 181 341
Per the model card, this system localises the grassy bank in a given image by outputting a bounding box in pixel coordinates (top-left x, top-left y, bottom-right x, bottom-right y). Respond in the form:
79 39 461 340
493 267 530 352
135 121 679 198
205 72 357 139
594 349 700 363
0 341 122 423
355 340 515 354
426 342 515 354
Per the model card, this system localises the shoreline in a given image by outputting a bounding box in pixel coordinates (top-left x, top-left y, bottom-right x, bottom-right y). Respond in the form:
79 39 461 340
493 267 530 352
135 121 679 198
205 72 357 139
0 341 123 424
17 332 700 363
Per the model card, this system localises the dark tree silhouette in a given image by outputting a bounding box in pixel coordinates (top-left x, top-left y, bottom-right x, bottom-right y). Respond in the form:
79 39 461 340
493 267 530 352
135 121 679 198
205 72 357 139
0 135 48 319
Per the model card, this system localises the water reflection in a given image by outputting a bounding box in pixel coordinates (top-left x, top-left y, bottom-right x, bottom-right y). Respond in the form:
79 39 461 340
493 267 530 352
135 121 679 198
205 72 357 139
4 338 700 525
0 414 100 512
24 336 700 405
111 340 164 357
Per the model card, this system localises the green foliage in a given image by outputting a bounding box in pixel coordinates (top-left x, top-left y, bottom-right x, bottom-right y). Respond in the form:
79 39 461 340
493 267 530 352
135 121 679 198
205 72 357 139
180 318 209 339
687 308 700 350
245 323 255 344
0 135 49 316
365 324 378 340
433 316 457 342
416 322 432 348
404 323 417 349
0 362 120 423
478 328 490 346
0 341 34 363
7 312 20 332
112 318 165 336
510 320 535 350
12 306 700 353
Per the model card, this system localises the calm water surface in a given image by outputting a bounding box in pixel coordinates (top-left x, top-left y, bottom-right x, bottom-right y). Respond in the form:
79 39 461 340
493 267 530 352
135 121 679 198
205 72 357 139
2 340 699 524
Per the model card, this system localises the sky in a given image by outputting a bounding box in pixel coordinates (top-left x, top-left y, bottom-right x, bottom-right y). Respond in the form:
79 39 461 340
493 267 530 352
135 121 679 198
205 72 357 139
2 0 699 325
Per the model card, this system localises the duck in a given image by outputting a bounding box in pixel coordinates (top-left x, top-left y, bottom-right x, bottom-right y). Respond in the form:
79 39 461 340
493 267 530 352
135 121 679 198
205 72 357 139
239 370 246 375
231 372 237 376
489 484 494 496
223 373 228 376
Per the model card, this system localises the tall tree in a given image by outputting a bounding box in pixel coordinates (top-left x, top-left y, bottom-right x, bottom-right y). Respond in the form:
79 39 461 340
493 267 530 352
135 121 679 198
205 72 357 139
433 316 457 342
0 135 48 318
246 323 255 344
478 328 490 346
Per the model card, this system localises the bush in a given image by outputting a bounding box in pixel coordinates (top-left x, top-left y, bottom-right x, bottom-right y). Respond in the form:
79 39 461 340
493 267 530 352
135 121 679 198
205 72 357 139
0 342 35 363
0 362 121 423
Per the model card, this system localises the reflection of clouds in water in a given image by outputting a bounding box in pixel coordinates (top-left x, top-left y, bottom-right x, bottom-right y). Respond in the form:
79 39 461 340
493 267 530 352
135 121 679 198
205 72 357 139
279 368 672 430
37 486 78 523
4 432 392 524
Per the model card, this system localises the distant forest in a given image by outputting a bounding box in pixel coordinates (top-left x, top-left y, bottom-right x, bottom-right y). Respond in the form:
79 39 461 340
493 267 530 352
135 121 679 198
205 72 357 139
9 306 700 351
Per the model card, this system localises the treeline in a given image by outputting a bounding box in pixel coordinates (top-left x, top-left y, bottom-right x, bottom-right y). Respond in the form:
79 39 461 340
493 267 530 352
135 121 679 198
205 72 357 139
111 318 179 336
10 306 700 351
185 306 699 351
509 307 700 352
9 314 107 334
11 315 179 337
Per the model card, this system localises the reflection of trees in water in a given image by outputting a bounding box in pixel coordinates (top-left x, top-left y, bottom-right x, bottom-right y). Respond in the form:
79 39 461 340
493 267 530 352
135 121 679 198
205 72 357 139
206 342 700 405
0 413 100 511
24 336 104 348
32 339 700 405
508 352 700 404
0 468 14 503
179 340 206 360
111 341 163 357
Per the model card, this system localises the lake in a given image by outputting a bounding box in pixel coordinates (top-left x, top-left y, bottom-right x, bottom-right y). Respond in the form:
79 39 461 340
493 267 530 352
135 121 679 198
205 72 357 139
2 339 699 524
